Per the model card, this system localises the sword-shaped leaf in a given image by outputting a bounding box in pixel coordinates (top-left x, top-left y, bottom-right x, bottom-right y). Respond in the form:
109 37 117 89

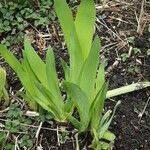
64 82 90 132
0 44 21 72
90 83 108 130
79 36 100 100
35 82 66 121
54 0 83 83
46 48 64 109
60 58 70 80
0 68 7 103
0 68 6 97
24 38 49 89
96 63 105 94
75 0 96 59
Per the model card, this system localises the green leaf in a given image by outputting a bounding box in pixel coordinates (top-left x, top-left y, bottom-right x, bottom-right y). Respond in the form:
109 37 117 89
68 115 81 130
54 0 83 82
132 48 141 54
75 0 96 59
5 144 15 150
0 68 6 98
79 36 100 100
24 37 49 89
16 66 48 109
0 44 21 72
46 48 63 104
127 36 135 44
147 49 150 56
68 32 83 82
98 101 121 138
101 142 110 150
102 130 116 142
16 65 36 96
64 82 90 132
0 132 6 145
54 0 76 53
60 58 70 80
148 24 150 32
35 82 66 121
26 90 53 114
90 83 107 130
121 53 128 62
21 50 38 82
95 63 105 94
20 135 33 148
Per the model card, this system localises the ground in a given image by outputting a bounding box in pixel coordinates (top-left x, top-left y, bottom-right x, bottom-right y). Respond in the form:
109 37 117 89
0 0 150 150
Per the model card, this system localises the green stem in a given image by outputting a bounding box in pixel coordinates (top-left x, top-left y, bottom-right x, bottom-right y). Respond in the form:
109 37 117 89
106 82 150 99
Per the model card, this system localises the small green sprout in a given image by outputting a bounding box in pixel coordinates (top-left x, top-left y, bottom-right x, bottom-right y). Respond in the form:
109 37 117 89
5 119 20 133
19 135 33 148
6 104 21 119
127 36 135 44
120 53 129 62
147 49 150 56
132 48 141 54
128 66 140 74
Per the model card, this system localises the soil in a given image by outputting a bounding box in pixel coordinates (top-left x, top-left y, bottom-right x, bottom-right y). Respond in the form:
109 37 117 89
0 0 150 150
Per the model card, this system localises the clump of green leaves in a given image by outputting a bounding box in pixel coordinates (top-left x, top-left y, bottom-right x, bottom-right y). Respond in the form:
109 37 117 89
127 65 140 75
0 103 34 149
19 135 33 148
5 104 32 132
0 0 118 148
0 1 54 33
1 0 150 149
121 36 141 62
0 0 54 47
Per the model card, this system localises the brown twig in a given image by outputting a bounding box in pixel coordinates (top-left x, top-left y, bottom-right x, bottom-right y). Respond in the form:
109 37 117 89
136 0 145 35
138 97 150 123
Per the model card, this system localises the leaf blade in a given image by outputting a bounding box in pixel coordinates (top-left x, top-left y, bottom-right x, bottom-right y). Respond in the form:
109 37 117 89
79 36 100 100
0 44 21 72
64 82 90 132
46 48 64 108
24 37 48 89
54 0 83 83
75 0 96 59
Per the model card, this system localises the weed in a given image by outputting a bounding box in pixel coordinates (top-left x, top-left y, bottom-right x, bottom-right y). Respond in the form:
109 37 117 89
128 65 141 75
4 143 15 150
19 135 33 148
0 0 54 47
120 53 129 62
132 48 141 54
6 104 21 118
127 36 135 44
58 131 69 144
147 49 150 56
